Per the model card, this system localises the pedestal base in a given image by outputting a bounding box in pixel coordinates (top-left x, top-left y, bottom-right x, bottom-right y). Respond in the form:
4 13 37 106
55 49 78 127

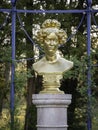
32 94 72 130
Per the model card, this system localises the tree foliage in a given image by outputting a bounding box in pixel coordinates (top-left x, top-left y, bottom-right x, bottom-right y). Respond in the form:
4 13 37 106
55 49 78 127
0 0 98 130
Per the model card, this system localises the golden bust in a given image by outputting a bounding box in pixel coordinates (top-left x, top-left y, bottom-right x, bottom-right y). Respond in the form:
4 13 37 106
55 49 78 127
33 19 73 93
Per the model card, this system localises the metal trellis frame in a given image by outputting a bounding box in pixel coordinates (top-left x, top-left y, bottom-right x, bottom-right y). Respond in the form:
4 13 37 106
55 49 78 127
0 0 97 130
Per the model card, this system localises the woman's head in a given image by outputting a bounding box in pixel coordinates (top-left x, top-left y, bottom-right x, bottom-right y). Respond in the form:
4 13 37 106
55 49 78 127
36 19 67 48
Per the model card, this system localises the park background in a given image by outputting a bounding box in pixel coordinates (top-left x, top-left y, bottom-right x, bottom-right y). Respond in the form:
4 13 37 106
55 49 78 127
0 0 98 130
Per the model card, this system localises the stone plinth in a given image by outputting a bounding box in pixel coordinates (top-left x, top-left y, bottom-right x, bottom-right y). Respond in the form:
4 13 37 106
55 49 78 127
32 94 72 130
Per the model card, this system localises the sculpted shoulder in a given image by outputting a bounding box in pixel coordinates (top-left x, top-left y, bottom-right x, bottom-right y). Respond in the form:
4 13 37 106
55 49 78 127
33 57 73 75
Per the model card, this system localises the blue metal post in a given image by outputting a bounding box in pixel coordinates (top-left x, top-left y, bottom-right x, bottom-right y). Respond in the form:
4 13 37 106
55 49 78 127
10 1 16 129
87 0 92 130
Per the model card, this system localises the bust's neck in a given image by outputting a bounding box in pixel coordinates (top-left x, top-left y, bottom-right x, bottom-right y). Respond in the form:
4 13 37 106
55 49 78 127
45 54 58 63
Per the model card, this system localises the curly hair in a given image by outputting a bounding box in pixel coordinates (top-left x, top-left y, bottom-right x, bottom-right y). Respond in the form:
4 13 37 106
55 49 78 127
35 19 67 46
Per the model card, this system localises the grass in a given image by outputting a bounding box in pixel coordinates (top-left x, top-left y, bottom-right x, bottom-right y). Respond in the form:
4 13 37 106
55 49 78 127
0 105 26 130
92 103 98 130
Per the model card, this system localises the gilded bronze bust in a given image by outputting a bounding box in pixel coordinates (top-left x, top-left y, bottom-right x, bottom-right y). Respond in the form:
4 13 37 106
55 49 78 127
33 19 73 93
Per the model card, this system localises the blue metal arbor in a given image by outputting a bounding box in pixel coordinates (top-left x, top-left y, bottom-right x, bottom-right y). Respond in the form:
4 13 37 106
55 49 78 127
0 0 98 130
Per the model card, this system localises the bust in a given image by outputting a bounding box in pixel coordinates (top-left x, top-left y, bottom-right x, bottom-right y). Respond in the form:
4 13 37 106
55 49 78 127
33 19 73 93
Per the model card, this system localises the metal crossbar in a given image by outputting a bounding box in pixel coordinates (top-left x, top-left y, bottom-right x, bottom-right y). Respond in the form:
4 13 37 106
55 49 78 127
0 8 98 13
0 0 97 130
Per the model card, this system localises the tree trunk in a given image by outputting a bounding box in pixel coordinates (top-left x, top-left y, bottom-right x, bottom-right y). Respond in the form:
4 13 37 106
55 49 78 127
24 1 36 130
0 62 10 116
0 97 3 116
60 78 78 129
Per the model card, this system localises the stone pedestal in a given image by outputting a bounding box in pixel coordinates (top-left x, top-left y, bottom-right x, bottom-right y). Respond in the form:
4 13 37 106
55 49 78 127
32 94 72 130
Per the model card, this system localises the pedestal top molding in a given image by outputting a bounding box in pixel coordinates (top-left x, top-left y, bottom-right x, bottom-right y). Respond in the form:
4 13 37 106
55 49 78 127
32 94 72 106
32 94 72 99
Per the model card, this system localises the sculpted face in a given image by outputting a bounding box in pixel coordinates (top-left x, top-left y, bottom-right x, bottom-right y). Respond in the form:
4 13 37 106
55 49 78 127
44 32 59 56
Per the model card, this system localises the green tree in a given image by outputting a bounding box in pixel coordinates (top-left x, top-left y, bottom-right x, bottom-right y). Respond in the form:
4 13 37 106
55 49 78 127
0 0 11 116
0 0 98 130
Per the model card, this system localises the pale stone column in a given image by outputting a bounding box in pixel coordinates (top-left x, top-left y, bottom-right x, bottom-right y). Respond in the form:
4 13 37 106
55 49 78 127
32 94 72 130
